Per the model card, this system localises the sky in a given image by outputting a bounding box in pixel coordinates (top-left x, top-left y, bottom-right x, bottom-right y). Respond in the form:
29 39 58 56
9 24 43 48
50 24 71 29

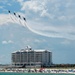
0 0 75 64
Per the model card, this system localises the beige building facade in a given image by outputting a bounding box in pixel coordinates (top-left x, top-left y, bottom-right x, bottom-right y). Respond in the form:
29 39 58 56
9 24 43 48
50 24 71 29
12 46 52 67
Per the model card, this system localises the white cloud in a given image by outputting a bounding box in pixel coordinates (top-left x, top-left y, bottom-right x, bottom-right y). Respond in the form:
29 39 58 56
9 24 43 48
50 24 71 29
0 0 8 4
2 40 14 44
58 16 66 20
17 0 55 18
18 0 75 20
0 13 22 26
16 0 23 2
0 6 3 9
61 40 71 45
34 39 46 43
7 3 12 6
1 0 75 40
26 20 75 40
0 14 13 25
2 41 8 44
8 40 14 43
16 0 24 5
34 39 41 43
13 0 75 40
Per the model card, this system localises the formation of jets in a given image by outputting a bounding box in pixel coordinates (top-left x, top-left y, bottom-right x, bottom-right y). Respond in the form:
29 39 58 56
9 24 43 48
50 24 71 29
8 10 26 22
8 10 46 37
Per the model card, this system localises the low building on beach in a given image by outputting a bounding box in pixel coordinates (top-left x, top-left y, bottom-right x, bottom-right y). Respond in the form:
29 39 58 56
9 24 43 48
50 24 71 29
11 46 52 68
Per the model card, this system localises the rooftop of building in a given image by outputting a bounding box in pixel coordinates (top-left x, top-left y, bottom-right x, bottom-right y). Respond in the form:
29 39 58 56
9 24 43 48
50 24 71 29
12 46 51 53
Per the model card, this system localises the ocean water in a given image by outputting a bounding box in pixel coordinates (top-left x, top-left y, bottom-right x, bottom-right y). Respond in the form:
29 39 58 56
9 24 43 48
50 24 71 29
0 72 74 75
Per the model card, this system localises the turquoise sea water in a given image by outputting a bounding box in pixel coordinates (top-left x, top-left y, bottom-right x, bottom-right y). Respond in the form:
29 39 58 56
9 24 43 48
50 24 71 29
0 72 74 75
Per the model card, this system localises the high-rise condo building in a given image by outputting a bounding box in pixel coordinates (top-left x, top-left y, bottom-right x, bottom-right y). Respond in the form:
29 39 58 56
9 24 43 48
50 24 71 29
12 46 52 67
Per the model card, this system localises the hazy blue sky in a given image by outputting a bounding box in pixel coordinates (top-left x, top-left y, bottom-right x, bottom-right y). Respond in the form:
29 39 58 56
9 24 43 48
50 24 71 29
0 0 75 64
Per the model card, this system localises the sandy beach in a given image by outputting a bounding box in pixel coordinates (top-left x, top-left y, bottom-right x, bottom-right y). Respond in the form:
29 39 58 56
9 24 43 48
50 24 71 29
0 68 75 74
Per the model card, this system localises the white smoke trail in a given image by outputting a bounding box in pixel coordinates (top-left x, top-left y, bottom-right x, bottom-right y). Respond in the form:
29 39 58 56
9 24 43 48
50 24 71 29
13 14 20 24
9 12 62 38
21 20 75 40
18 17 25 27
9 13 17 23
11 13 26 27
9 12 22 25
0 14 12 25
8 13 75 40
22 21 64 38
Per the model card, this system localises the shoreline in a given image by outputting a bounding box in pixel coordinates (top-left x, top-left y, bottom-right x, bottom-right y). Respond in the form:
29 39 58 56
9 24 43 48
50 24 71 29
0 68 75 74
